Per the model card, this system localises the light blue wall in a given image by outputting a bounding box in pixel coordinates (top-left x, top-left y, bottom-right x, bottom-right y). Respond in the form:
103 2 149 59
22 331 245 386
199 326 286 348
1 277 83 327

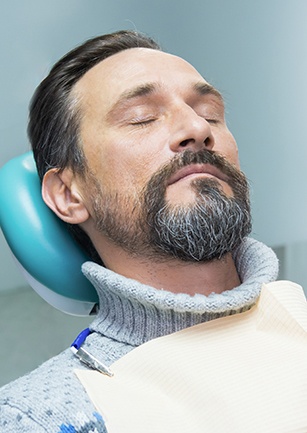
2 0 307 288
1 0 307 383
2 0 307 289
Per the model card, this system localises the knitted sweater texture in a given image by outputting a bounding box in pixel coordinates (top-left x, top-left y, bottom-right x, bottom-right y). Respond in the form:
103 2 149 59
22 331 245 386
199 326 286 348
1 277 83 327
0 238 278 432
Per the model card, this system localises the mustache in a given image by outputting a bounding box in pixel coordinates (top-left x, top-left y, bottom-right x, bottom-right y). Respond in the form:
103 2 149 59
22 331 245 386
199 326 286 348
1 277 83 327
145 149 247 193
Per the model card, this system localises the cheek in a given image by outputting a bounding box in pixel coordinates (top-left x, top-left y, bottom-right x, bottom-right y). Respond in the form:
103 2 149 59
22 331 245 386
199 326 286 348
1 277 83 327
228 143 240 168
104 133 170 186
228 139 240 168
88 147 161 195
214 130 240 168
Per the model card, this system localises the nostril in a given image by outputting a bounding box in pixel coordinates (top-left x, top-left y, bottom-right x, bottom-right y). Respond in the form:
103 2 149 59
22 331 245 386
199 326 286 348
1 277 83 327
179 139 191 147
204 137 212 147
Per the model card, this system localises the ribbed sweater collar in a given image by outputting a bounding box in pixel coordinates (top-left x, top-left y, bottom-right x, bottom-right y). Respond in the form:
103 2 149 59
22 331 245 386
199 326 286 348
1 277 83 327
82 238 278 346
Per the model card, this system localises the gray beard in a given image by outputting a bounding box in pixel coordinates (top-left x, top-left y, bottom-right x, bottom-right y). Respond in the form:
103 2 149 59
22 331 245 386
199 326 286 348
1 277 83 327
145 179 251 262
92 150 252 263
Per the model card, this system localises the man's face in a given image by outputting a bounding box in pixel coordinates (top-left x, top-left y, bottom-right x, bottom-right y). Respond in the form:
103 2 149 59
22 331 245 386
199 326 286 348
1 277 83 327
73 48 251 262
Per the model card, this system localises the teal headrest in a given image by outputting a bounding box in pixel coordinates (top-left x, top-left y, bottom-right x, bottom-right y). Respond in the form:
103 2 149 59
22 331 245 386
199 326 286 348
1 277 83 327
0 152 99 316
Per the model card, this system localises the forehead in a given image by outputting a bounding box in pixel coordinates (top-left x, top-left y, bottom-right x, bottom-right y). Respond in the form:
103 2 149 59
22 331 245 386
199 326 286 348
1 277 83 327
73 48 218 107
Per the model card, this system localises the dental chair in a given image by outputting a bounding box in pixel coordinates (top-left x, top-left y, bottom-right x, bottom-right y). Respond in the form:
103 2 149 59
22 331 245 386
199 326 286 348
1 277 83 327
0 152 99 316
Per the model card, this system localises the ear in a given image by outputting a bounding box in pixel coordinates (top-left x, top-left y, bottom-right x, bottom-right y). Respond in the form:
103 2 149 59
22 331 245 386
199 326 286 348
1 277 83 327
42 168 90 224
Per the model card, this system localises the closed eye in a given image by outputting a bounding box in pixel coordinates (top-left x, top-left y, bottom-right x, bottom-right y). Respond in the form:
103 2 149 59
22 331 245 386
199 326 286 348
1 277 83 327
205 118 219 125
130 117 157 127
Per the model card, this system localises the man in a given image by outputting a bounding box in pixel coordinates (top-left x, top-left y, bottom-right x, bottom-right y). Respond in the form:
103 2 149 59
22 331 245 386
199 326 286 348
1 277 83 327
0 30 278 432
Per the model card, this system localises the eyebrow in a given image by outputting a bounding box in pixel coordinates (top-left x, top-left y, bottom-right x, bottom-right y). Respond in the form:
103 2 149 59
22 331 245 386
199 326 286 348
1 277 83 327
193 81 224 102
118 82 157 102
106 83 157 121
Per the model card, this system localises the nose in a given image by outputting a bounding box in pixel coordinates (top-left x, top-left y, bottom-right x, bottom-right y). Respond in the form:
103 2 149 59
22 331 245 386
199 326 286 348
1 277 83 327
169 105 215 153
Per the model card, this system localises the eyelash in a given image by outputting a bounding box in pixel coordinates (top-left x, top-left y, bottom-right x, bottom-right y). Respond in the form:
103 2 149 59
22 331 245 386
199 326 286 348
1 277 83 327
205 118 219 125
130 117 156 127
129 113 220 128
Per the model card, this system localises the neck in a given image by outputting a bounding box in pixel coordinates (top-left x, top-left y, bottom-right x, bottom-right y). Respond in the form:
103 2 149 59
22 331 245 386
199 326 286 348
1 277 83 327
96 240 240 296
83 237 279 345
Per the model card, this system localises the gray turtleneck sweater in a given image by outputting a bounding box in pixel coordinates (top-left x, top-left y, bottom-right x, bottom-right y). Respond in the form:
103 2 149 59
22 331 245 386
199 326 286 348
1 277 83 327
0 238 278 433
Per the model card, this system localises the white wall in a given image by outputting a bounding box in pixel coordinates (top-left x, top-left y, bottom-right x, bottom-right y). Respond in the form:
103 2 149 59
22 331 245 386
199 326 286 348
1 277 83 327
1 0 307 383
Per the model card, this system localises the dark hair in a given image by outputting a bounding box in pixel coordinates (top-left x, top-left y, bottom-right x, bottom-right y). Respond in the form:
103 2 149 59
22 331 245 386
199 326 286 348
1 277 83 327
29 30 161 179
28 30 161 262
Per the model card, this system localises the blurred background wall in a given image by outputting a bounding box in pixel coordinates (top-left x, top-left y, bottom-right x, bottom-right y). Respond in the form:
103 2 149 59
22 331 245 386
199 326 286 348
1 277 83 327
1 0 307 386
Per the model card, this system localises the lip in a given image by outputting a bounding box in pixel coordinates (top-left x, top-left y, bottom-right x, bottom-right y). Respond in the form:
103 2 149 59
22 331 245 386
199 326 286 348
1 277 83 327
167 163 228 186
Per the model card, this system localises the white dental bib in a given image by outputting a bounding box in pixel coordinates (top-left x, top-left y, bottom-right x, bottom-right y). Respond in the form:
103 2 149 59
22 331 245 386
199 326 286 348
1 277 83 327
76 281 307 433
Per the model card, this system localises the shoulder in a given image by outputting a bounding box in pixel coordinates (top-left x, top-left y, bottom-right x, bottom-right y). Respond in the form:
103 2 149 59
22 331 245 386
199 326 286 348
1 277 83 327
0 348 107 432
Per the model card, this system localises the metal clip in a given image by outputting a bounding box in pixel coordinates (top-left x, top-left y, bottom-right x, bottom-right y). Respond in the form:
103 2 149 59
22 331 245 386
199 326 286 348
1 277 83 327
74 346 114 377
